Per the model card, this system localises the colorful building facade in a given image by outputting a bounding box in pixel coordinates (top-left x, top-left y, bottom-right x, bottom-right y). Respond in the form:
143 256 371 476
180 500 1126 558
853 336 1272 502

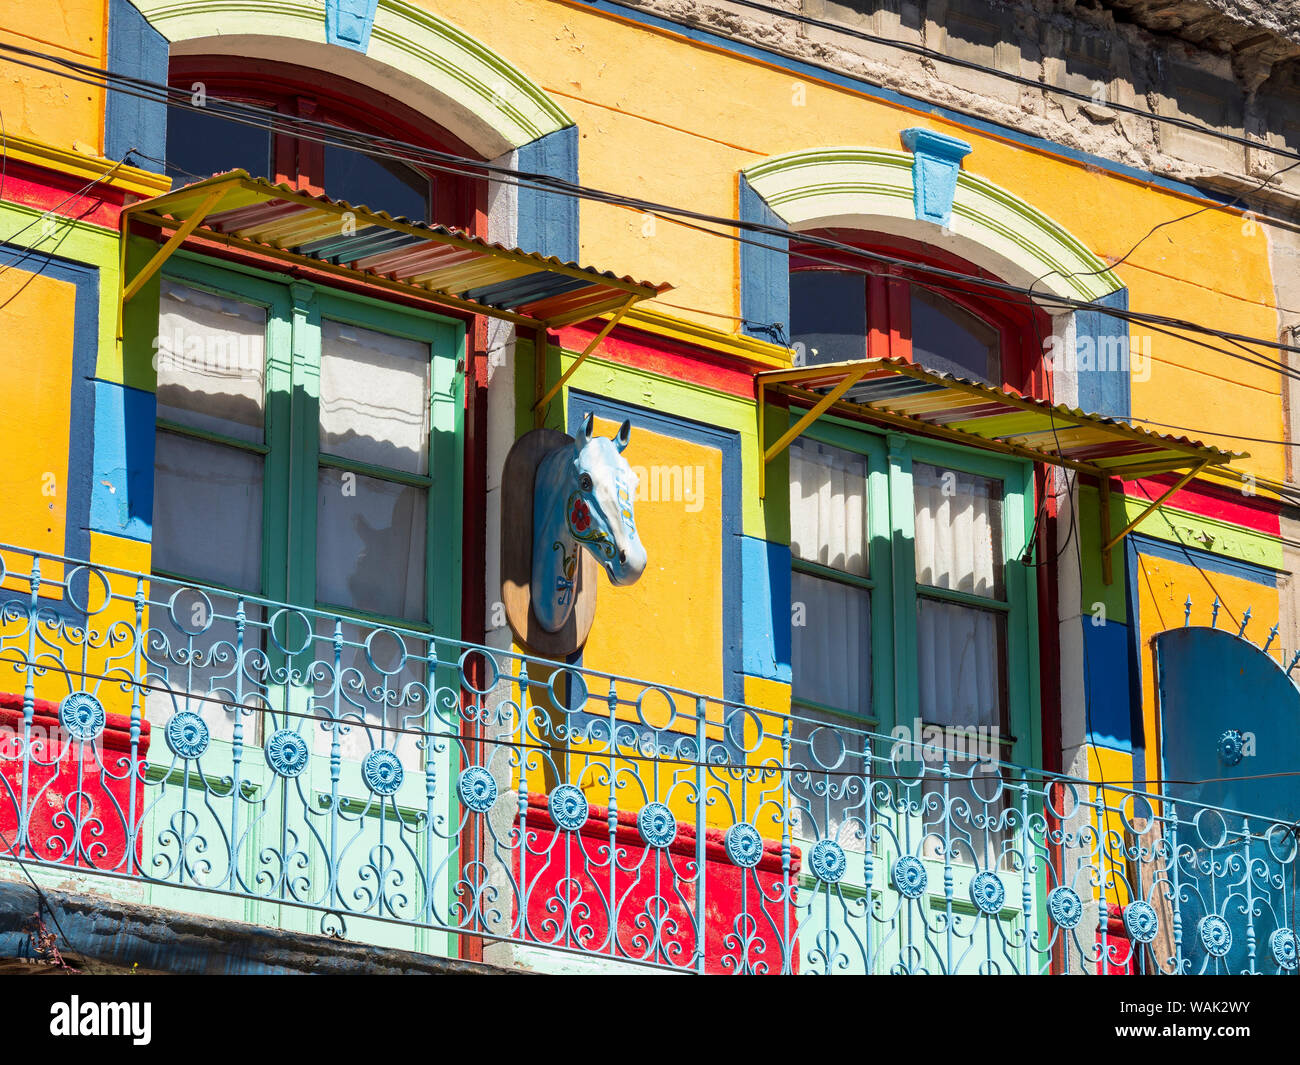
1 0 1298 974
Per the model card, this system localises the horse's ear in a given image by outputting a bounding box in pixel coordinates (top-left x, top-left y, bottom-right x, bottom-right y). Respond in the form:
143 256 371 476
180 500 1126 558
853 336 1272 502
576 411 594 446
614 420 631 453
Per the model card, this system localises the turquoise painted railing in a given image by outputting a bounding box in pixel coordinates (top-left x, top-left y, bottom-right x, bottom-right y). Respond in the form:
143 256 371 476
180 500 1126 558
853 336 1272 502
0 543 1295 974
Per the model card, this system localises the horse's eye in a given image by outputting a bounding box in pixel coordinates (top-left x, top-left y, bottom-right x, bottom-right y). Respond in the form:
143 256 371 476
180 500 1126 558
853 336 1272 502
579 474 593 492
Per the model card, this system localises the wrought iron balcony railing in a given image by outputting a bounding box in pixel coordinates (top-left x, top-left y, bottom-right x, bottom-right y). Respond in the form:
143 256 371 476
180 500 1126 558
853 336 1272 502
0 543 1295 974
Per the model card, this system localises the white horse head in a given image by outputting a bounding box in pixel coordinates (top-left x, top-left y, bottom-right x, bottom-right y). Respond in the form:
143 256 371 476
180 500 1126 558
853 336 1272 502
532 412 647 632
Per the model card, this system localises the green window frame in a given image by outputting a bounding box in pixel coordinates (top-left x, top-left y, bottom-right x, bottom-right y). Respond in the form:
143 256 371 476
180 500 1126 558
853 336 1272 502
151 251 465 656
789 414 1039 770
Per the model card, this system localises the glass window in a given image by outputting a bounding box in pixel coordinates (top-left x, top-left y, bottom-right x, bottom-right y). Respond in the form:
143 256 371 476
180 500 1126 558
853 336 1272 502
910 288 1000 385
323 144 429 221
152 281 268 593
789 270 867 366
152 432 264 592
319 319 431 475
912 461 1008 737
164 106 271 184
315 468 427 620
156 280 267 444
912 462 1003 598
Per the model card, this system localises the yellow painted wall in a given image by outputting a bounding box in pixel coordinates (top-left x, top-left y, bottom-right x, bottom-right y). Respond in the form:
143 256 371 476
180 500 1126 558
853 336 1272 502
0 0 107 154
0 269 75 566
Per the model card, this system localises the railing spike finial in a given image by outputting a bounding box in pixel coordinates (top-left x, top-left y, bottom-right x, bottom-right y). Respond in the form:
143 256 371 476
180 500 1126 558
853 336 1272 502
1264 623 1279 654
1288 649 1300 676
1211 596 1221 628
1184 596 1193 627
1238 606 1252 638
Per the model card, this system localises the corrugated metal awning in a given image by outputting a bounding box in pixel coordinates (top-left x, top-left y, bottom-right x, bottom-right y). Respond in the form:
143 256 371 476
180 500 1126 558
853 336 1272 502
119 170 670 330
757 356 1244 584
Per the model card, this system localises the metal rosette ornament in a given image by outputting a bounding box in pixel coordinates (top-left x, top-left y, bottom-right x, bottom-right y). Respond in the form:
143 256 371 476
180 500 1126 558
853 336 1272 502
637 802 677 849
59 691 106 743
1270 927 1298 971
1196 914 1232 959
810 839 847 884
548 784 589 832
457 766 498 813
1046 886 1084 930
165 712 210 760
968 871 1005 915
361 749 404 796
265 728 309 779
1123 900 1159 945
723 823 763 868
892 855 928 899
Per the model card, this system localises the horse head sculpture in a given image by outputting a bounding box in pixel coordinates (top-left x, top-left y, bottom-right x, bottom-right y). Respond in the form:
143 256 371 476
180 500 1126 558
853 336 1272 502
532 412 647 632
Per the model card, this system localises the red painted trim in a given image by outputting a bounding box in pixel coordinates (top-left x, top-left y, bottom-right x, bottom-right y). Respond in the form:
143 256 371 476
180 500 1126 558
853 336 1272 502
1120 473 1281 536
556 321 771 398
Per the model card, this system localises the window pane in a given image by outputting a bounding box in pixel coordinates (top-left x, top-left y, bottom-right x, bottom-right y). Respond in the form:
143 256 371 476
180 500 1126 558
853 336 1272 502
913 462 1003 598
319 319 431 475
910 287 999 385
165 106 271 184
157 280 267 444
153 431 263 592
916 597 1005 732
789 439 869 577
324 144 429 221
791 570 870 716
790 270 867 366
316 469 426 619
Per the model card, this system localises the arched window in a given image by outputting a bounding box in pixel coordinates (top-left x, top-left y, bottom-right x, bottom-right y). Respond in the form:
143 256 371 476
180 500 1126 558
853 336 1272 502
164 57 483 229
788 231 1051 398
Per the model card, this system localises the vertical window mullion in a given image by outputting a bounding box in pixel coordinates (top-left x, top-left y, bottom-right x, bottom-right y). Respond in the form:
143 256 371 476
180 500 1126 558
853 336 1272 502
886 433 917 735
284 282 322 611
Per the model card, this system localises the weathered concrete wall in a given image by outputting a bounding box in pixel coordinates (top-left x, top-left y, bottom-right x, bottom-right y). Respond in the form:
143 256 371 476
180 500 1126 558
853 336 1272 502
0 876 523 975
614 0 1300 201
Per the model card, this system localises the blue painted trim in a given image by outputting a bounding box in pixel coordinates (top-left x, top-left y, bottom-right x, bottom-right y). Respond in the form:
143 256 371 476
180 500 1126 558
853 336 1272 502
326 0 379 52
901 127 972 228
1073 288 1132 421
517 127 579 262
1129 532 1279 587
1081 619 1134 751
740 536 792 682
89 381 157 542
0 244 96 565
584 0 1238 208
105 0 167 172
738 174 789 345
567 391 744 705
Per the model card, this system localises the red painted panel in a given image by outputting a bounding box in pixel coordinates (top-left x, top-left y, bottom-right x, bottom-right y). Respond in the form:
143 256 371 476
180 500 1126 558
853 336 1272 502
1098 903 1135 975
514 793 799 973
0 693 151 870
1121 474 1281 536
2 162 128 229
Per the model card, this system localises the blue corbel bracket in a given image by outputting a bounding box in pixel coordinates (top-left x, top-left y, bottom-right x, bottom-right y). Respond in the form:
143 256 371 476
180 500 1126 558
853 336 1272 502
900 128 973 228
326 0 379 53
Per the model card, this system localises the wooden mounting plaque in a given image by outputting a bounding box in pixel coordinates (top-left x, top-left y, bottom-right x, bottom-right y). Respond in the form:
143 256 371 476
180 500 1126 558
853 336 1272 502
500 428 597 657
